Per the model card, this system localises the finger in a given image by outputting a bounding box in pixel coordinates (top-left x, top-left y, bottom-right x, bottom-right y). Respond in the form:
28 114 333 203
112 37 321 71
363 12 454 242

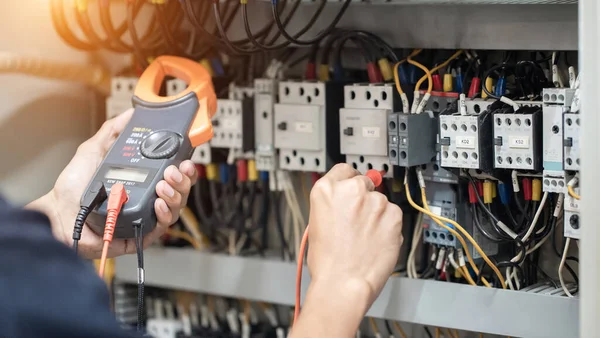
323 163 360 182
154 198 174 228
180 160 199 185
81 109 135 157
156 180 183 224
164 165 192 206
350 175 376 192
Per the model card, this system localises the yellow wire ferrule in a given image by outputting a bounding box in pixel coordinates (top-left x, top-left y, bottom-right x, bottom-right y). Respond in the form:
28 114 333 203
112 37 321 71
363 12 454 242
483 180 493 204
206 164 218 181
482 77 493 99
318 64 330 81
248 160 258 182
532 179 542 201
443 73 454 92
200 59 215 77
378 58 394 81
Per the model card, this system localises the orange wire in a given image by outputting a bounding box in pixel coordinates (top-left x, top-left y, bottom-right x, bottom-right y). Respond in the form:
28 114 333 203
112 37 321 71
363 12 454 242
98 241 110 278
294 226 310 324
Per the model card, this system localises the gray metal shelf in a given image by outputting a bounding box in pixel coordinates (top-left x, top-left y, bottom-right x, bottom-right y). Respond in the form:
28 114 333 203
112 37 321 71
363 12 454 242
115 248 579 338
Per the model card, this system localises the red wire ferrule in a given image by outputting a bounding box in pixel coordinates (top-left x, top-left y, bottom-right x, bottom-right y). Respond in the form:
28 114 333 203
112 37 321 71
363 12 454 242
468 183 477 204
469 77 481 98
305 63 316 80
104 183 128 242
237 160 248 182
195 164 206 179
432 74 443 91
523 178 532 201
476 181 484 198
367 63 379 83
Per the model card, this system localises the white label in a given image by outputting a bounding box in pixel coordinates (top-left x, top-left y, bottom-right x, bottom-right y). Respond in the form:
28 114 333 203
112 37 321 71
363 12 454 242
295 122 313 133
509 136 530 149
362 127 381 138
456 136 476 149
457 249 466 267
200 305 209 328
276 328 286 338
436 248 446 270
223 118 239 130
227 310 240 333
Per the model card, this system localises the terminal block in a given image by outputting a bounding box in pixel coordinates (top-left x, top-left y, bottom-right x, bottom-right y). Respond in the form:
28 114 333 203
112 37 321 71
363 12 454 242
274 81 344 172
106 77 138 119
439 113 493 171
422 91 458 114
542 171 567 193
388 113 437 167
211 99 255 152
229 85 255 100
564 190 580 239
542 88 576 174
563 113 581 171
493 105 543 171
340 83 395 176
254 78 279 171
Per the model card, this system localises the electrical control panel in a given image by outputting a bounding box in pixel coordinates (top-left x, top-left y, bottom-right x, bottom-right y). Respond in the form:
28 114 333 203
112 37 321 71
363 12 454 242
493 106 543 171
439 113 492 170
563 113 581 171
106 77 138 119
274 81 344 172
340 83 394 176
211 99 255 152
254 78 279 171
564 191 580 239
388 112 437 167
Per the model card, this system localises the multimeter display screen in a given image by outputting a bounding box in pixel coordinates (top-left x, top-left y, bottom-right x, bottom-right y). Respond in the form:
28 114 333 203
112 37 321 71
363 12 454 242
105 167 149 183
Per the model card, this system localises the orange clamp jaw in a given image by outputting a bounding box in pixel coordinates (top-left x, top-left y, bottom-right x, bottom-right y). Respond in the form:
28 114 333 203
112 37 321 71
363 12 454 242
134 56 217 147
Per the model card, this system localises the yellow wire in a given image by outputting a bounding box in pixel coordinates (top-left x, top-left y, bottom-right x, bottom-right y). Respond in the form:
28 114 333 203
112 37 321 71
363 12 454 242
435 328 441 338
166 229 202 250
393 49 423 95
418 187 505 288
411 186 482 287
368 317 379 335
393 322 408 338
408 55 433 93
568 186 581 200
417 50 464 90
461 266 477 286
452 329 460 338
479 334 484 338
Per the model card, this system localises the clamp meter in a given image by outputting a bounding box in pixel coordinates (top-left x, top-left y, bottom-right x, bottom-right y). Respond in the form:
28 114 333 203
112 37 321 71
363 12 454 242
83 56 217 239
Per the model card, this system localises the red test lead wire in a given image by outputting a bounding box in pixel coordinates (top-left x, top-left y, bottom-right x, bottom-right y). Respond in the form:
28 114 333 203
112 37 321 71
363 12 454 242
293 169 383 326
98 183 128 278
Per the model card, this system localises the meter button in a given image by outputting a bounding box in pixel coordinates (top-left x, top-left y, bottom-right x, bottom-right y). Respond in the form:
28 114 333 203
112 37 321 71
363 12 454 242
140 131 181 159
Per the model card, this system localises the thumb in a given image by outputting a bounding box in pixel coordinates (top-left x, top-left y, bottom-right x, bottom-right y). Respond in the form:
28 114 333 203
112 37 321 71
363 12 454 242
89 108 135 156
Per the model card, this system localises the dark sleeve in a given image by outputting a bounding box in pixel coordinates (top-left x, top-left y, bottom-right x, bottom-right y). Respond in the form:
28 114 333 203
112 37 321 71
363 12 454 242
0 198 138 338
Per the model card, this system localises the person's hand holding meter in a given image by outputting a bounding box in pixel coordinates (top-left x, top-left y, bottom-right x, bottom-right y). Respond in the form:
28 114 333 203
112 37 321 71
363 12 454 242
27 109 198 259
291 163 404 338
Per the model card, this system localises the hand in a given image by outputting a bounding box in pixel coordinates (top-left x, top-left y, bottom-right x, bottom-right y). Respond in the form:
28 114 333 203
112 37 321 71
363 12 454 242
307 163 403 307
28 109 198 259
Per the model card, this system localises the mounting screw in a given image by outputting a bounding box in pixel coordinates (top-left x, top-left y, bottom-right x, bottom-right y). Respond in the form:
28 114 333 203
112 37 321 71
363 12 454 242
569 214 579 229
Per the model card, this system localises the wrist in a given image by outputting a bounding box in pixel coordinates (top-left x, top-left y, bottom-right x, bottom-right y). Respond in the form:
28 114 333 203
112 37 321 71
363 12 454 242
25 190 66 244
295 277 373 336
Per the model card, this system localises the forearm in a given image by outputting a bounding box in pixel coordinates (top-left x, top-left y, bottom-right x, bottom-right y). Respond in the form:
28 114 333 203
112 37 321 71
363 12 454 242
290 278 373 338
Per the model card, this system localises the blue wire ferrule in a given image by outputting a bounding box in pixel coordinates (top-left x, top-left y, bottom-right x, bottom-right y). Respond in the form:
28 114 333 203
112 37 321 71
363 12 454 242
210 58 225 77
259 171 269 182
333 65 344 81
408 64 418 84
398 64 409 86
495 77 506 97
219 163 229 184
455 73 464 93
498 182 511 205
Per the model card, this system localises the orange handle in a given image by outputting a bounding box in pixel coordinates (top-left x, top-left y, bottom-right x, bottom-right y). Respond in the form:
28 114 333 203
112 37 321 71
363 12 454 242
134 56 217 147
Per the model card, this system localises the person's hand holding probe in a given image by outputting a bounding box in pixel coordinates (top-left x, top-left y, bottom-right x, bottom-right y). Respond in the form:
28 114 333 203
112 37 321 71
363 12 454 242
27 109 197 259
291 164 404 338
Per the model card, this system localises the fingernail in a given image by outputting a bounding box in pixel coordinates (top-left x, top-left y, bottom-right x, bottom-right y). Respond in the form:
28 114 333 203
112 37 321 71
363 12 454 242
159 200 169 213
171 168 183 183
186 164 196 176
163 183 175 197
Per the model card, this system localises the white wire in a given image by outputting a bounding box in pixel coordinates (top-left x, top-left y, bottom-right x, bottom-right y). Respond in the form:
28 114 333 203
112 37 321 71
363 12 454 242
559 238 574 297
505 192 549 288
407 213 424 279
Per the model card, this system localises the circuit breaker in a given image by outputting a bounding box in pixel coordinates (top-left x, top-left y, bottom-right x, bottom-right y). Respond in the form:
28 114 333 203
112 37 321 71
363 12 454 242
439 112 493 171
274 81 344 172
254 78 278 171
211 99 255 152
564 191 580 239
340 83 394 176
542 88 575 192
493 105 543 171
388 112 437 167
563 113 580 171
106 77 138 119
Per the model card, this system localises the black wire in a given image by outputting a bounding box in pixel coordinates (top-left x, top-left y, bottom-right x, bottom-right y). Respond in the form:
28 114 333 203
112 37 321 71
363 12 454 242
424 327 433 338
384 321 393 336
272 0 352 46
273 192 292 261
482 63 514 100
72 206 90 254
50 0 96 50
133 220 145 332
